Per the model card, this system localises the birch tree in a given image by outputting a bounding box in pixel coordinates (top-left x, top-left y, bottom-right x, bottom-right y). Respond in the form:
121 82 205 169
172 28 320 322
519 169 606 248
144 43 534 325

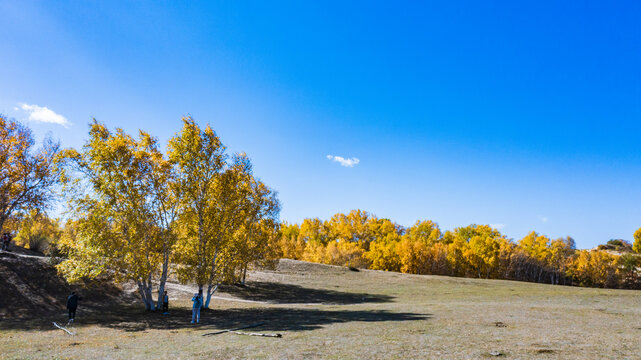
58 121 175 310
140 132 180 310
233 175 280 286
200 154 254 308
0 115 60 234
169 117 227 297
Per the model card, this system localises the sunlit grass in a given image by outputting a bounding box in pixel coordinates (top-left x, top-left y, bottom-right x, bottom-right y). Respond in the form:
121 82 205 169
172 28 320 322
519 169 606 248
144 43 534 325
1 259 640 359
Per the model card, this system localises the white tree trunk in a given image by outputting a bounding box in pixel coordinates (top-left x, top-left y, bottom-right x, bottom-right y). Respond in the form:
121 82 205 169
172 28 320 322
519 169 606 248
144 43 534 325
137 280 154 310
203 247 219 309
156 245 170 310
204 283 219 308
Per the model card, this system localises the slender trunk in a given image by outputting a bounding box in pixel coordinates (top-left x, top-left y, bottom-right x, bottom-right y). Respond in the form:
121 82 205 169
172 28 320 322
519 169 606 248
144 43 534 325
137 280 153 310
205 283 219 308
204 248 219 308
241 263 248 285
145 275 154 310
198 211 206 287
136 281 146 308
156 244 170 310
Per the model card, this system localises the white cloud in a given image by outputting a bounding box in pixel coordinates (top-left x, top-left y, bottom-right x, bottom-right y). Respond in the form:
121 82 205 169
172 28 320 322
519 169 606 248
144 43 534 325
326 154 360 167
538 215 549 223
490 223 506 230
18 103 70 127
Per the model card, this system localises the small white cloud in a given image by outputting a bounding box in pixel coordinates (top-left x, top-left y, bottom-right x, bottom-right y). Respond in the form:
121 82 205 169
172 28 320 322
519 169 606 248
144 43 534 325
538 215 548 223
13 106 18 111
490 223 506 230
326 154 360 167
18 103 71 127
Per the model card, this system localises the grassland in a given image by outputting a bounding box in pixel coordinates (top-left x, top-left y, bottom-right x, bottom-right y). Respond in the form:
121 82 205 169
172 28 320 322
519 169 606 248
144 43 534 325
1 258 641 359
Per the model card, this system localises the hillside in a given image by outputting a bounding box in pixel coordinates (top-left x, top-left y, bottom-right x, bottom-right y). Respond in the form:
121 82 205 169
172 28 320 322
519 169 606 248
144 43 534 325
1 255 641 359
0 249 130 319
0 251 71 318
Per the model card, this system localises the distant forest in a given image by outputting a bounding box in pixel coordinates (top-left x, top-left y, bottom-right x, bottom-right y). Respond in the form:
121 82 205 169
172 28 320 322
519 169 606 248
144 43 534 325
276 210 641 289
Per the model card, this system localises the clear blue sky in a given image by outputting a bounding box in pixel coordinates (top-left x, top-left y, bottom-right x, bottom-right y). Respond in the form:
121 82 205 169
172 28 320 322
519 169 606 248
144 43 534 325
1 1 640 248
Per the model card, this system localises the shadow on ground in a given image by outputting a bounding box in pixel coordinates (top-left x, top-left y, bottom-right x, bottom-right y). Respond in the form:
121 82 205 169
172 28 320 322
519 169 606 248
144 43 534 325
0 306 430 333
0 280 427 333
218 281 393 304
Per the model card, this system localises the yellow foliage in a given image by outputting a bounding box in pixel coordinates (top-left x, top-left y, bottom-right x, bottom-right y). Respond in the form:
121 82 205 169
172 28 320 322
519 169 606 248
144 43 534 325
367 234 401 272
568 250 619 288
0 116 60 235
633 228 641 253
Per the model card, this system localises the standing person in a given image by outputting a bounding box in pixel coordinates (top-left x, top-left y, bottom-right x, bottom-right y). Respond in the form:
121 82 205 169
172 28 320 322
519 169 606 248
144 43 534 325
6 233 11 252
191 290 203 324
1 233 7 251
66 291 80 322
162 291 169 314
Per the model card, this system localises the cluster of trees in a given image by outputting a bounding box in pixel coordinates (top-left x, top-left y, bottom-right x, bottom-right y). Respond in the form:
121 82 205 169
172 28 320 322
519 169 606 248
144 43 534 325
0 115 280 310
56 118 280 310
10 210 62 253
276 210 641 289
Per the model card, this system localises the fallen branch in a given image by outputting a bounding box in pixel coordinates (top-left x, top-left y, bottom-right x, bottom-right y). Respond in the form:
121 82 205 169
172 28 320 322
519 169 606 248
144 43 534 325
231 331 282 338
53 322 75 336
202 322 265 336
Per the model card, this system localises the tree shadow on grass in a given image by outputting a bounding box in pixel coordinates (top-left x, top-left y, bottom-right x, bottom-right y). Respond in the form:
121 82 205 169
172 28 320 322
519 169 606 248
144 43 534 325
0 282 426 333
218 281 393 304
200 307 431 333
0 305 430 334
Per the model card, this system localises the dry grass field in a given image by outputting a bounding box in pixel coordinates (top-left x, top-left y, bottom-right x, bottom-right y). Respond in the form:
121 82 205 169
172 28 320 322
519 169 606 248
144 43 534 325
2 257 641 359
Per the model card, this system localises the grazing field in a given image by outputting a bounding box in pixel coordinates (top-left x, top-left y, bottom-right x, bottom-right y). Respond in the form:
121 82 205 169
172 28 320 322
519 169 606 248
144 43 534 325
1 257 641 359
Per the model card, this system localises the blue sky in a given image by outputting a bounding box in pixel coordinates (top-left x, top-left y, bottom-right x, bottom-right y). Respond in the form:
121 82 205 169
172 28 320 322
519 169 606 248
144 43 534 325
1 1 640 248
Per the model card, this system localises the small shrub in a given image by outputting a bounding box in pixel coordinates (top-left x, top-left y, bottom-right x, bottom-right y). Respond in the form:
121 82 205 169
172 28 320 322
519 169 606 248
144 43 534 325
27 235 49 254
46 242 68 265
607 239 625 247
605 239 633 252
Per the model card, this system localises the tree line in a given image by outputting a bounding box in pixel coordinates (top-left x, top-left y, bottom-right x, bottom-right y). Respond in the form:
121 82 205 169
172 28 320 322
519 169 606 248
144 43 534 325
275 210 641 289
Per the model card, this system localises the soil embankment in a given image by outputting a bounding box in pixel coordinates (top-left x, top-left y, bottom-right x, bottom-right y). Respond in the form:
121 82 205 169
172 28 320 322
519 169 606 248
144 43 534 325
0 248 128 319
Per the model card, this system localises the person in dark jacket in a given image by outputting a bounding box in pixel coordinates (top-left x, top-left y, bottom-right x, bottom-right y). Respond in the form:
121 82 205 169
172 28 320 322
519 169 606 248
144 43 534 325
162 291 169 314
1 233 9 251
66 291 80 322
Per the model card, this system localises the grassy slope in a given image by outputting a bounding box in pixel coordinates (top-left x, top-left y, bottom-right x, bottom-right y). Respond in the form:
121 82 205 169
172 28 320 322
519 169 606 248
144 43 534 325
1 258 641 359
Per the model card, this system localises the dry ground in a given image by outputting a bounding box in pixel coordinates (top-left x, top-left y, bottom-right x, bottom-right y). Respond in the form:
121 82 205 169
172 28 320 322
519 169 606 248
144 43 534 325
1 256 641 359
